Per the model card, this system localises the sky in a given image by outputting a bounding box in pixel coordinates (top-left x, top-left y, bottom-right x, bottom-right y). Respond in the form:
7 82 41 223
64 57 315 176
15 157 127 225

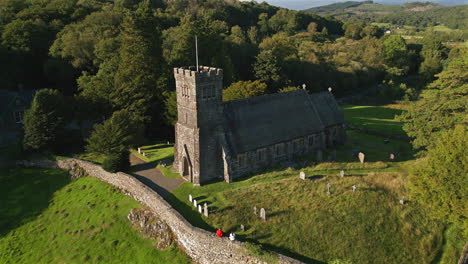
242 0 467 10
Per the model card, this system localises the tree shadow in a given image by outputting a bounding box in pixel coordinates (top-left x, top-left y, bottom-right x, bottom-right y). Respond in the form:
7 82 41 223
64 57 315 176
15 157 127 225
0 167 70 237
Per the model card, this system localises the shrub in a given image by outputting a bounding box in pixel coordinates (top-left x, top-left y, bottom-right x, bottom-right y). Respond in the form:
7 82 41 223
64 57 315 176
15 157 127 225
102 151 130 173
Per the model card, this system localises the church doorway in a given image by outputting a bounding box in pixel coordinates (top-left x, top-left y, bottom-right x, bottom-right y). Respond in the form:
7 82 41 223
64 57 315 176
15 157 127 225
182 156 191 182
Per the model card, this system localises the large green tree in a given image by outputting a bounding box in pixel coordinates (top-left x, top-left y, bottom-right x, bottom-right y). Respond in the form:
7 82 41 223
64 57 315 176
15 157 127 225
23 89 68 151
401 56 467 149
223 80 268 101
410 125 467 234
112 0 165 121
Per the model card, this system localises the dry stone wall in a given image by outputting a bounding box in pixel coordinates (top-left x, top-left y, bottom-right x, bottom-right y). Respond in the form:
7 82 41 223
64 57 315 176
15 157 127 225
16 159 303 264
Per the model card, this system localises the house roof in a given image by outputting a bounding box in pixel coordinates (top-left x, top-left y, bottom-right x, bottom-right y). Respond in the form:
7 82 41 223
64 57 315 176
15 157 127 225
0 89 35 115
222 89 343 155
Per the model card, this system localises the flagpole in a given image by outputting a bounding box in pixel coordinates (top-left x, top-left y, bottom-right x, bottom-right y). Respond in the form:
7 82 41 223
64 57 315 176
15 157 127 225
195 35 199 71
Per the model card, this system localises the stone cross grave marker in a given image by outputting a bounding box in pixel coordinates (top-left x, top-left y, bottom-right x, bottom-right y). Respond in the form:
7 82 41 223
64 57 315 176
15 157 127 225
352 185 356 193
189 194 193 202
198 205 202 213
389 153 395 161
193 199 197 208
340 170 345 178
317 150 323 161
203 203 208 217
299 171 306 180
260 208 266 221
253 206 257 215
240 224 245 231
358 152 365 163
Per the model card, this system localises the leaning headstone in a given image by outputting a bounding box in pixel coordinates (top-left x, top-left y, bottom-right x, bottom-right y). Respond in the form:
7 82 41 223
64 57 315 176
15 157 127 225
138 147 141 154
193 199 197 208
189 194 193 202
198 205 202 213
316 150 323 161
253 206 257 215
358 152 365 163
299 171 306 180
203 203 208 217
389 153 395 161
260 208 266 221
340 170 345 178
240 224 245 231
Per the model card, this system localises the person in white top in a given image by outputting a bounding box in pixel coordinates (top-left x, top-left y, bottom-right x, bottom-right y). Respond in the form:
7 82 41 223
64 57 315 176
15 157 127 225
229 232 236 241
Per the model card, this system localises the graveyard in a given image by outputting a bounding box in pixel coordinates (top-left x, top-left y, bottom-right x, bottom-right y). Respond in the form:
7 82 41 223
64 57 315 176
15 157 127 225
151 104 456 264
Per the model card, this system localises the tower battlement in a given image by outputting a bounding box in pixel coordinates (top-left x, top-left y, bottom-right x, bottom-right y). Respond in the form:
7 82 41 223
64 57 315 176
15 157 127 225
174 66 223 78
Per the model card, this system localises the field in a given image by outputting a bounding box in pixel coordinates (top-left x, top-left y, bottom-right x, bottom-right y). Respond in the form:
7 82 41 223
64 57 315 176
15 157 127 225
341 105 407 136
0 167 190 264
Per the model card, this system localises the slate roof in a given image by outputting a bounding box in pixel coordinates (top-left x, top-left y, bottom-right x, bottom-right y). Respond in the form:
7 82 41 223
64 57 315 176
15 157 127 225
222 89 344 155
0 89 35 116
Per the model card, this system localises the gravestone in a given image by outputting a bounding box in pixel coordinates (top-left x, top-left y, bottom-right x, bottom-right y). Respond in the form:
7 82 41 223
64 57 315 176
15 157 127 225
240 224 245 231
316 150 323 161
198 205 202 213
340 170 345 178
399 196 405 205
142 152 146 157
189 194 193 202
299 171 306 180
358 152 365 163
327 183 331 194
352 185 356 193
389 153 395 161
138 147 141 154
193 199 197 208
167 141 170 145
203 203 208 217
253 206 257 215
260 208 266 221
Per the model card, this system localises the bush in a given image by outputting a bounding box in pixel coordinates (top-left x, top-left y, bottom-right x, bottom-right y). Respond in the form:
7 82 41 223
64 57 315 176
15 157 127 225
102 151 130 173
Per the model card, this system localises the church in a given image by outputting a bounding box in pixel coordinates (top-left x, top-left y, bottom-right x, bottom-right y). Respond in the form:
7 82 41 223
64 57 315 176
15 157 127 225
173 66 346 185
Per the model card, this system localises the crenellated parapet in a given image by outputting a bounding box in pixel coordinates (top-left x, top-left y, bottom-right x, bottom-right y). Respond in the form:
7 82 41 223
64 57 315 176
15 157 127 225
173 66 223 79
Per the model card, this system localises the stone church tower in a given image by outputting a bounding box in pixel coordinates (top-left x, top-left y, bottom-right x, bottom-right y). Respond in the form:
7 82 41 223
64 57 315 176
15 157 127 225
172 66 225 185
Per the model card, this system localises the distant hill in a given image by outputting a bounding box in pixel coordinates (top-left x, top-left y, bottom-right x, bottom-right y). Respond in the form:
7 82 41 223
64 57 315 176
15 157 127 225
303 1 468 29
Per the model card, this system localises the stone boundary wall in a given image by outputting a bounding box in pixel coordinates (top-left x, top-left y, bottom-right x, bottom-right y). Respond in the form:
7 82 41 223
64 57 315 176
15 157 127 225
16 159 304 264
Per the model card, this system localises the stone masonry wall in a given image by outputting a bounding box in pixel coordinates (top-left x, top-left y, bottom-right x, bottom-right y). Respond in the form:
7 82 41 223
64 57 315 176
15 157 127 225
16 159 303 264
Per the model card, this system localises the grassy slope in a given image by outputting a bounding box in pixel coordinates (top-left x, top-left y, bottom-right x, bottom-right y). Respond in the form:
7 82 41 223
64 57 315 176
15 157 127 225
341 105 406 136
166 130 443 264
0 168 190 264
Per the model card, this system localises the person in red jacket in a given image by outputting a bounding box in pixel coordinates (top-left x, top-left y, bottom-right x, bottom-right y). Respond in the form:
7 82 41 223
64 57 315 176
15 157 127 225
216 228 223 238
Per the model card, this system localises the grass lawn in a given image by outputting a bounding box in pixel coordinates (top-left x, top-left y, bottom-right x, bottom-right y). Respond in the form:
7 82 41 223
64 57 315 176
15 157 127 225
165 131 447 264
0 167 190 264
341 105 407 136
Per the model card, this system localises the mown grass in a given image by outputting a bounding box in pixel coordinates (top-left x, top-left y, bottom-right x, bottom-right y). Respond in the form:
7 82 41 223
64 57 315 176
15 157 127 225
165 130 445 264
0 167 190 264
341 105 407 136
130 143 182 179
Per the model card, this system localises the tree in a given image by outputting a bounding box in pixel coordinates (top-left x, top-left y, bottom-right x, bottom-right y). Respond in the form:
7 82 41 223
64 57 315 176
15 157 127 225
23 89 68 151
383 35 410 75
86 110 144 155
409 125 467 232
223 80 268 101
401 57 467 149
419 35 449 80
163 91 177 125
112 0 165 121
254 50 283 91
